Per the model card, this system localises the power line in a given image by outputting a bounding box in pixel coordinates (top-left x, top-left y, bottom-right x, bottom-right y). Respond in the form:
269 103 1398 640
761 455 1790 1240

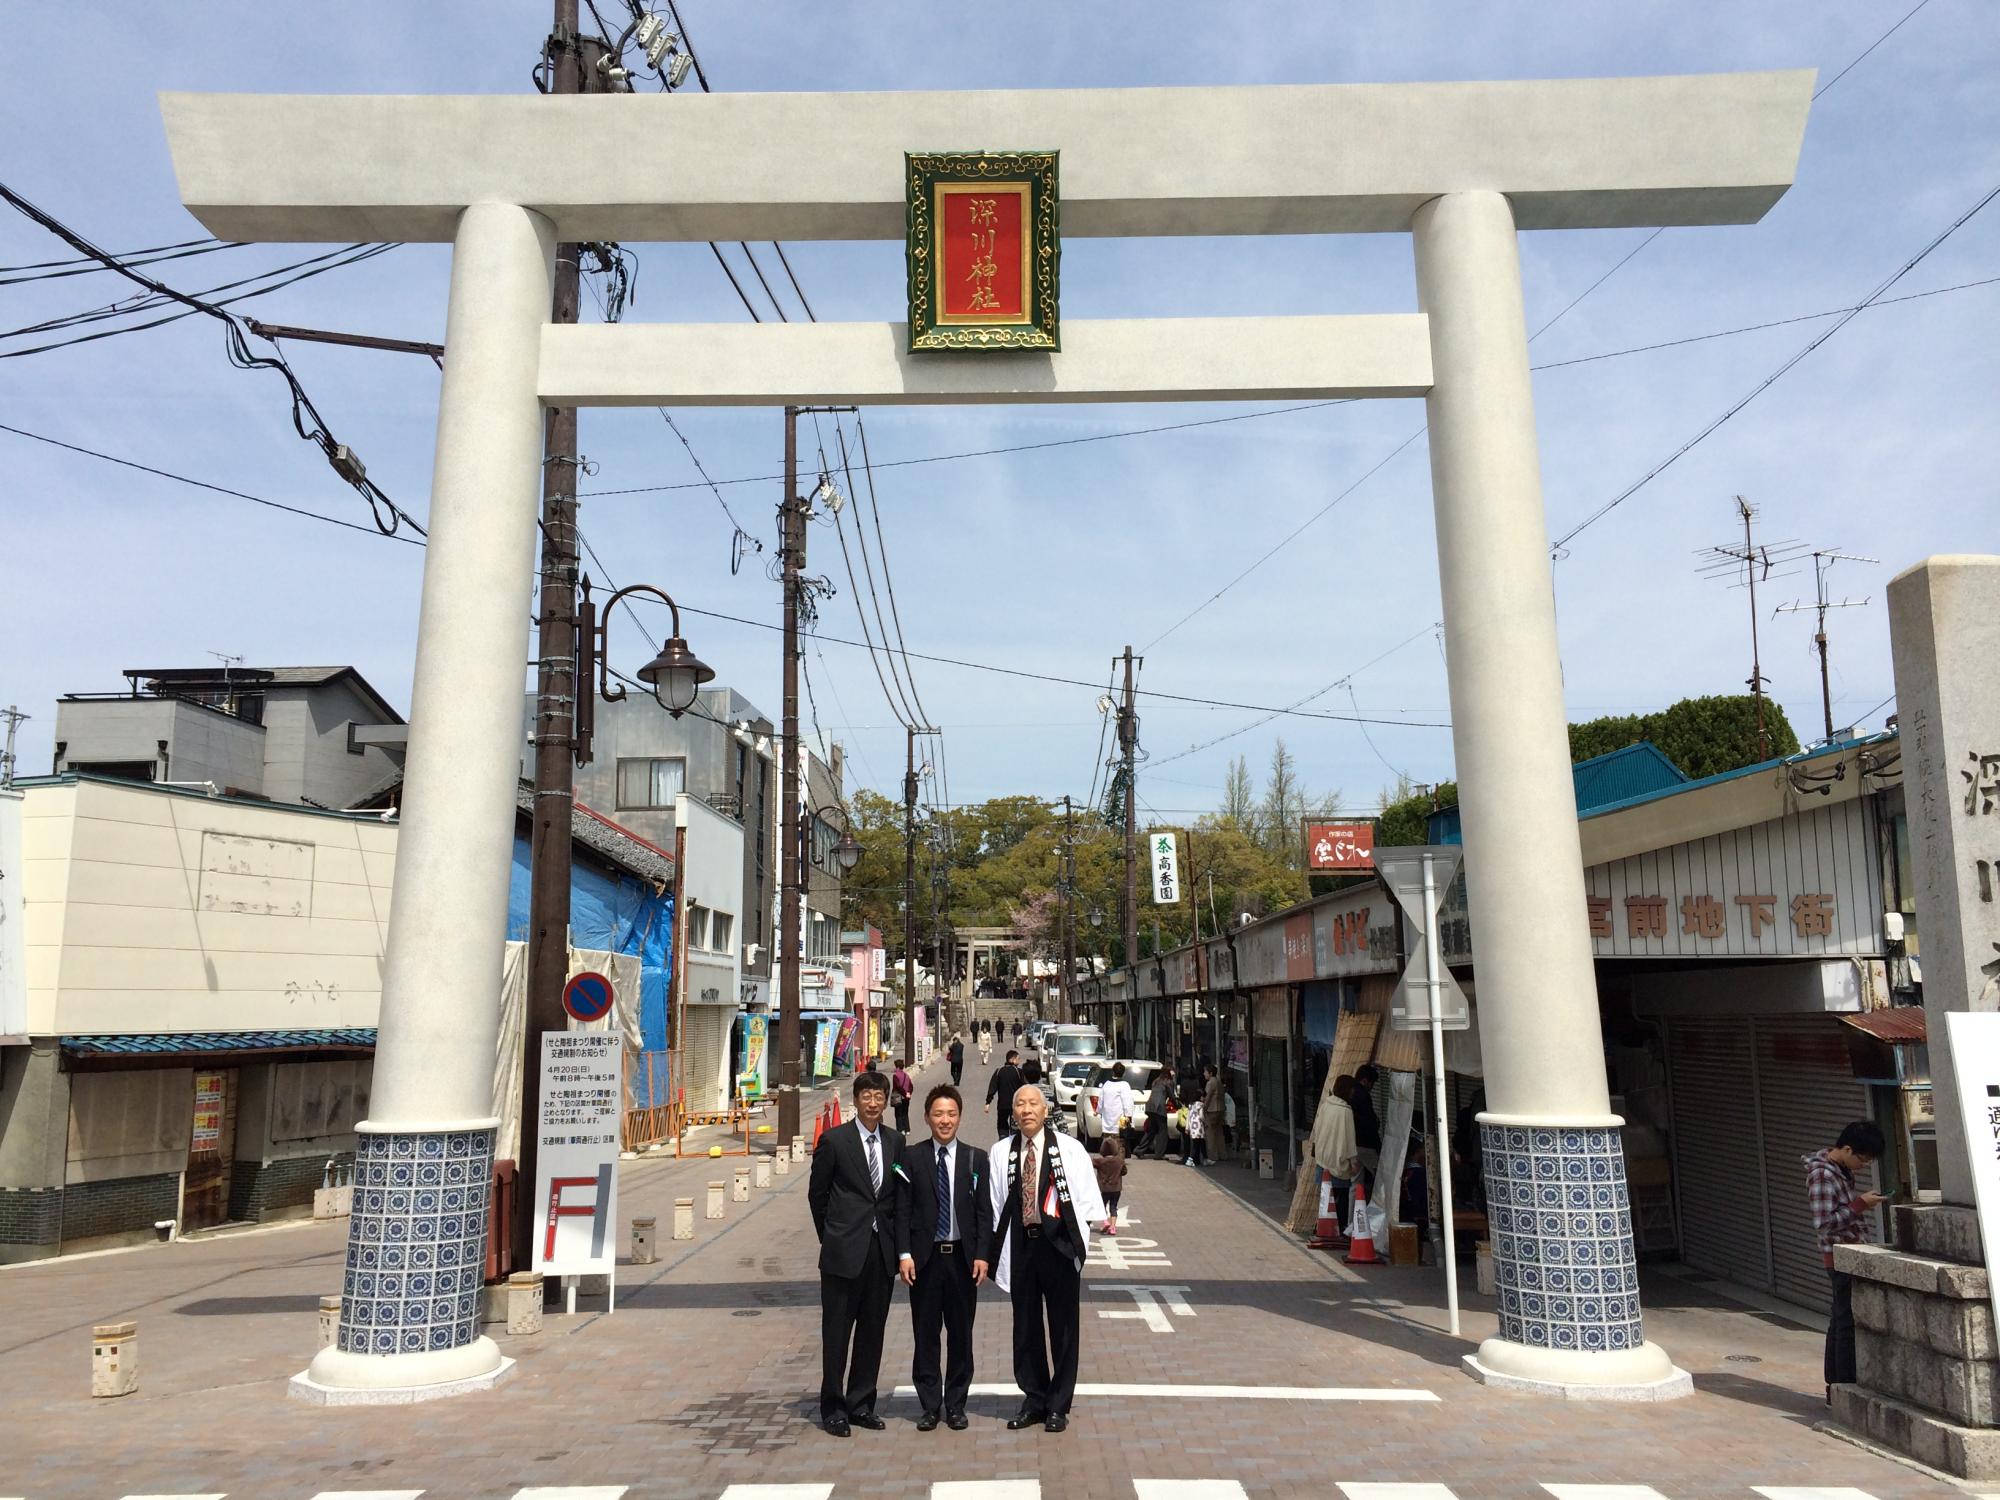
0 237 244 286
1551 177 2000 553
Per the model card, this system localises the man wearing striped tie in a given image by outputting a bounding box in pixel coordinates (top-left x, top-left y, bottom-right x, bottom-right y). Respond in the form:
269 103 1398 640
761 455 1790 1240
808 1069 906 1437
897 1083 993 1430
988 1083 1112 1433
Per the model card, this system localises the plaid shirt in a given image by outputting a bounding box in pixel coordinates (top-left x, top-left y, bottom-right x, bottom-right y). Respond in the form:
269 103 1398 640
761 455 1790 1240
1805 1149 1869 1263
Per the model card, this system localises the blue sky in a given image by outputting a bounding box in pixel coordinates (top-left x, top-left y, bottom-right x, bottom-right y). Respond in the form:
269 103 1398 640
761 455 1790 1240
2 2 1995 825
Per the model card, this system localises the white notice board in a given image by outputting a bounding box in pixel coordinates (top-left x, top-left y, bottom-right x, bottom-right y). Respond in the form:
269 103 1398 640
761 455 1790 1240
531 1031 623 1276
1945 1012 2000 1336
1150 830 1180 905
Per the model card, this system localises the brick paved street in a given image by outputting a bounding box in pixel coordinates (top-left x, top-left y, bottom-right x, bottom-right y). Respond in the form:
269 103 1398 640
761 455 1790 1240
0 1057 1967 1500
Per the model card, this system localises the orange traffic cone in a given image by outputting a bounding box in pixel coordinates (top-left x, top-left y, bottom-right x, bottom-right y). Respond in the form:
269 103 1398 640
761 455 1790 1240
1308 1170 1349 1252
830 1098 844 1128
811 1101 829 1151
1342 1181 1379 1265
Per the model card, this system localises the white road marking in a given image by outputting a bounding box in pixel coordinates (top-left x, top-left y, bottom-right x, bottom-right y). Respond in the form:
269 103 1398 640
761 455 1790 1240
1753 1491 1883 1500
899 1381 1440 1401
719 1488 834 1500
1340 1486 1462 1500
120 1495 227 1499
1087 1235 1172 1271
1095 1282 1195 1332
1137 1483 1249 1500
511 1490 629 1500
1545 1488 1671 1500
933 1484 1042 1500
310 1492 427 1499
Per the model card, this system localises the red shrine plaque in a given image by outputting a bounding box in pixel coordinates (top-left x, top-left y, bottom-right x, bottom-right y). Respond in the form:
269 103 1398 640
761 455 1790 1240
906 151 1059 351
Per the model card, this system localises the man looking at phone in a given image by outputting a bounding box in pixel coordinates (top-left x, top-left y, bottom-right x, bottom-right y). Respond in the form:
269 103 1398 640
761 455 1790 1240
1806 1120 1887 1403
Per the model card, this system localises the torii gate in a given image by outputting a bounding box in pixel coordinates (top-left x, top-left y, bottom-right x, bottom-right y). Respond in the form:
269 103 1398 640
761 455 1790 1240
161 71 1814 1403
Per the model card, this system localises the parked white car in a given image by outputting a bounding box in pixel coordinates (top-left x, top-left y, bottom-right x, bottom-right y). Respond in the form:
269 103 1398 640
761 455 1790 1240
1076 1059 1165 1145
1051 1054 1109 1114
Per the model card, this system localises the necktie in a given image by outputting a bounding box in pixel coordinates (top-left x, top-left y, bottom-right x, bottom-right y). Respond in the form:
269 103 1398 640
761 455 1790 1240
1022 1138 1040 1225
935 1145 952 1241
866 1132 880 1194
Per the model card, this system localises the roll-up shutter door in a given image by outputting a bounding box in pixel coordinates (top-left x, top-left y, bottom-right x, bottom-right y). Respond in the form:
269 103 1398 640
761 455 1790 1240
1755 1014 1878 1313
684 1008 728 1113
1667 1016 1770 1289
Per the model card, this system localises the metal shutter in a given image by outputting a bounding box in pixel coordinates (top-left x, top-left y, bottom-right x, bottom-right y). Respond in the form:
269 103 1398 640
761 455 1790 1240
1667 1017 1771 1289
1754 1014 1877 1313
684 1008 727 1113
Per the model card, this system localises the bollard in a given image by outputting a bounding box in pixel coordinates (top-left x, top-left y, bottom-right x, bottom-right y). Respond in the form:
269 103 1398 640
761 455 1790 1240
92 1322 137 1398
706 1181 726 1220
674 1196 695 1239
790 1137 805 1161
753 1156 773 1189
317 1295 341 1350
632 1216 657 1265
1257 1148 1276 1180
505 1271 544 1336
732 1167 750 1203
773 1151 790 1177
1475 1239 1496 1296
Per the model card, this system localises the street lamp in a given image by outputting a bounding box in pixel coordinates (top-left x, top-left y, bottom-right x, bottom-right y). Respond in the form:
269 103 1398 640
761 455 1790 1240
833 829 862 873
574 577 714 761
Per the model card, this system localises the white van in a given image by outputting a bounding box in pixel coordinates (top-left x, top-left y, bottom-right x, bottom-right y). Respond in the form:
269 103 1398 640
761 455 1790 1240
1039 1023 1106 1075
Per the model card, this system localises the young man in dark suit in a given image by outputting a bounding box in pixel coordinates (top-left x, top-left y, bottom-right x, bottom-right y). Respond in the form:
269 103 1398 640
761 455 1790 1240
896 1082 992 1431
808 1069 905 1436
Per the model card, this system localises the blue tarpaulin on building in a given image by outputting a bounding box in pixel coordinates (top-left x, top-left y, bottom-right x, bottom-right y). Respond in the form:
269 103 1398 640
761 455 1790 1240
1301 980 1346 1052
505 833 674 1053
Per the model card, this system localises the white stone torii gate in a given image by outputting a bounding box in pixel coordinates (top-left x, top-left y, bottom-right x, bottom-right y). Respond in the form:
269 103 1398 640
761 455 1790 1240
161 71 1813 1404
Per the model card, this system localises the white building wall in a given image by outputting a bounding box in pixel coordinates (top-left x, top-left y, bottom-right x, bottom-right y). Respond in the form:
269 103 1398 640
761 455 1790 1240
21 779 396 1036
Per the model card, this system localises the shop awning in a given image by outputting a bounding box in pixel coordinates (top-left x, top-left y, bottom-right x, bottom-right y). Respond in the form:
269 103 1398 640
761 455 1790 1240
1839 1007 1926 1043
61 1028 377 1062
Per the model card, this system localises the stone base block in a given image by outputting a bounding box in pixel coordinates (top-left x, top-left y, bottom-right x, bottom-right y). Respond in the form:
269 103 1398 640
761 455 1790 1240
1831 1382 2000 1481
1462 1350 1693 1401
289 1355 517 1406
1896 1202 1984 1265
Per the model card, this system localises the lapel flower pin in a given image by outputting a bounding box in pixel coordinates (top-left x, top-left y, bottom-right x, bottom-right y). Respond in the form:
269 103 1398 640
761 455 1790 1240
891 1160 912 1184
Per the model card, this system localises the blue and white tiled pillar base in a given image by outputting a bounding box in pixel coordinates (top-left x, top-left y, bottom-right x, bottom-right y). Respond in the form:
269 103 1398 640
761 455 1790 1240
1463 1118 1692 1401
288 1121 517 1405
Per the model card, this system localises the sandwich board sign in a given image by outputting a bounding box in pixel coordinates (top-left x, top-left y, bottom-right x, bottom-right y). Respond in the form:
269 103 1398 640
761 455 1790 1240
1375 846 1471 1032
531 1030 622 1277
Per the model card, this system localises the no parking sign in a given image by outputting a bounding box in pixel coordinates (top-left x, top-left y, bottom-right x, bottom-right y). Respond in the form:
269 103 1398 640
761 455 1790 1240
562 969 615 1024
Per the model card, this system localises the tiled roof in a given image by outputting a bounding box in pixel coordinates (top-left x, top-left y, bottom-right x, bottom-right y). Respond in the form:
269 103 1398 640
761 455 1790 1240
61 1029 377 1056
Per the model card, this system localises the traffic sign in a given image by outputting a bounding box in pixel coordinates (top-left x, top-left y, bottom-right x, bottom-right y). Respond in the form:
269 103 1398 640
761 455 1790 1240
1374 847 1470 1032
562 969 615 1024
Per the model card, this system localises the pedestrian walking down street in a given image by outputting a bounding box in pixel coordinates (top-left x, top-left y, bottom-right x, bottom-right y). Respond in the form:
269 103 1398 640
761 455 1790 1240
892 1058 915 1135
988 1084 1110 1434
897 1083 991 1431
1094 1134 1127 1226
808 1070 907 1437
986 1049 1024 1135
1096 1064 1137 1153
1138 1071 1174 1159
1181 1094 1207 1167
947 1032 965 1086
1200 1064 1228 1163
1807 1120 1886 1401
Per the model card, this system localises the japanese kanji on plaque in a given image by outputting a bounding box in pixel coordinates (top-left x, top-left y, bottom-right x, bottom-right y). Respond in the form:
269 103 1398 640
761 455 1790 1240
906 150 1060 351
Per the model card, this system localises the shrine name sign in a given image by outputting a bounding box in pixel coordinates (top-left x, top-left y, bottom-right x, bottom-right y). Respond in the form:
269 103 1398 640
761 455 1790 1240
906 150 1059 351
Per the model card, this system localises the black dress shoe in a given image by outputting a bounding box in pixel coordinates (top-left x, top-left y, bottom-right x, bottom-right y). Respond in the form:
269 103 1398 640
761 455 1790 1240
850 1412 887 1431
1006 1406 1048 1430
1045 1411 1069 1433
916 1410 941 1432
945 1409 970 1431
823 1416 851 1437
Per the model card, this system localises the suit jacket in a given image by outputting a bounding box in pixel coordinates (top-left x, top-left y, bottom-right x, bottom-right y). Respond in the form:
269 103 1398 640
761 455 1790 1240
895 1136 993 1272
808 1118 905 1279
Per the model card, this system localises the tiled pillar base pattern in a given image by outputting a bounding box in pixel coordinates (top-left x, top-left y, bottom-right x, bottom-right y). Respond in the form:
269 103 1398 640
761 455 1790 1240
336 1127 495 1356
1482 1122 1643 1354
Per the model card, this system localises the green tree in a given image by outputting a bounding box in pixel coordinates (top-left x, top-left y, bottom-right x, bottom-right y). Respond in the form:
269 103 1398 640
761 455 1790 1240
1567 694 1799 779
1374 779 1457 848
1221 755 1256 830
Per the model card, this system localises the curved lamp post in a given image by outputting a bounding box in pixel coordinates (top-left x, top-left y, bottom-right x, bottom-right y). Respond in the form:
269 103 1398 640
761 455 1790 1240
575 576 713 759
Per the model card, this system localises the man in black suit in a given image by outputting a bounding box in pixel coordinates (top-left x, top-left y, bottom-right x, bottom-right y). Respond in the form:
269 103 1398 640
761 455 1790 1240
808 1069 905 1436
897 1082 992 1431
985 1049 1024 1134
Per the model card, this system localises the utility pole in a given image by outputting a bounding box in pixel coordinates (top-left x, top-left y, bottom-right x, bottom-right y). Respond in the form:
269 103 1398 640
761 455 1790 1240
1118 646 1140 972
1698 497 1806 764
0 705 25 788
777 407 806 1144
904 726 920 1060
516 0 591 1279
1062 795 1078 1025
1777 548 1876 743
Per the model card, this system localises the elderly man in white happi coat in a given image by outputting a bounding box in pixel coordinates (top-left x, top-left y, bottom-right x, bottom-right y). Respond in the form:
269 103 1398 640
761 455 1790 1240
986 1083 1109 1433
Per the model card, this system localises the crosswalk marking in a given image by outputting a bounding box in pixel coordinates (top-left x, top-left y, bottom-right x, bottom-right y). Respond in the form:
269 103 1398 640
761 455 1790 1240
1753 1491 1883 1500
510 1490 629 1500
1136 1483 1250 1500
717 1488 834 1500
309 1492 426 1500
933 1484 1041 1500
1341 1486 1462 1500
1547 1488 1672 1500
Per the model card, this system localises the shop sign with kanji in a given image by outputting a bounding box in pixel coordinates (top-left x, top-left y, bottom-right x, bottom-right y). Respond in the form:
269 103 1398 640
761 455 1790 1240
906 150 1059 351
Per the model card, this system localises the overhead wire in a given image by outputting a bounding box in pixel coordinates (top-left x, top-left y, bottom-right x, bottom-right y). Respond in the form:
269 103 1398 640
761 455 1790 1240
0 236 244 286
